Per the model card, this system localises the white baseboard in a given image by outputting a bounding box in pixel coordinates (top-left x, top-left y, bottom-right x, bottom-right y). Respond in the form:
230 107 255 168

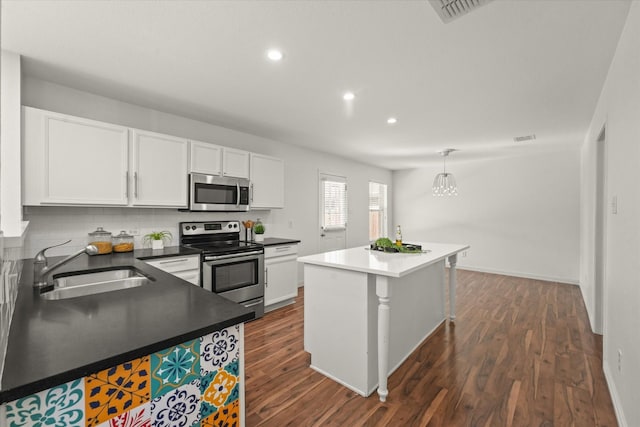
456 265 578 285
603 362 628 427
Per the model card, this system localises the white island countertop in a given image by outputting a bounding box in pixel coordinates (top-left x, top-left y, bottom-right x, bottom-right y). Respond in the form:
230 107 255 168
297 242 469 278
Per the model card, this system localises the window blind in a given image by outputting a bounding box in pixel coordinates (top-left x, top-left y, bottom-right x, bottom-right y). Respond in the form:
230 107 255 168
320 175 347 230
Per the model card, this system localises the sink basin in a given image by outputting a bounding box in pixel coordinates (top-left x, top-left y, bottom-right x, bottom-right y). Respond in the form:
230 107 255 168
41 268 151 300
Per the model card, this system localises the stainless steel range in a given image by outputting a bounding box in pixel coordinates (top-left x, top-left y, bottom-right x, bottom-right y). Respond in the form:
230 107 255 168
179 221 264 319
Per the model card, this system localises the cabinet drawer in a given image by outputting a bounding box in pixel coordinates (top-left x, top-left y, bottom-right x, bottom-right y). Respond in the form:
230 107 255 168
265 245 298 258
145 255 200 273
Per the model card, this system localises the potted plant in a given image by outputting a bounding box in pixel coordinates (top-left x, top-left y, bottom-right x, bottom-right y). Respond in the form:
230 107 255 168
253 220 265 242
144 230 173 250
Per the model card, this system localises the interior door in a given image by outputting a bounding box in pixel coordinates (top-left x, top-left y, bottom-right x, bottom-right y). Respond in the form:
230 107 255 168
319 172 347 252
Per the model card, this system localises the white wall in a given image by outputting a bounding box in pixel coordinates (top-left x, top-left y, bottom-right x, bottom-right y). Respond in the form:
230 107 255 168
1 50 23 236
20 77 393 284
580 3 640 426
393 146 580 284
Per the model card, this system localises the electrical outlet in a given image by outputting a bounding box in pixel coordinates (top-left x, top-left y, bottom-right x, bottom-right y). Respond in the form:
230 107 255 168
611 196 618 214
617 349 622 372
128 229 140 236
462 251 468 257
288 220 294 229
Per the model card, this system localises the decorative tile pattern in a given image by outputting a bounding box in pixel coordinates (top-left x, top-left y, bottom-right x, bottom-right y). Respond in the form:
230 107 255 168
203 370 237 408
151 339 200 399
85 356 150 426
200 326 240 372
96 402 151 427
2 325 243 427
4 378 84 427
199 326 242 422
150 381 200 427
202 400 240 427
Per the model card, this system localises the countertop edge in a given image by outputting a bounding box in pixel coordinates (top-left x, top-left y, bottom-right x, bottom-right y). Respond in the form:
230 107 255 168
297 243 470 278
261 238 301 247
0 311 253 404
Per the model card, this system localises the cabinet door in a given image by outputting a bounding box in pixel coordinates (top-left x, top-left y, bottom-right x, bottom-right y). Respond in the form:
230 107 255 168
222 147 250 179
189 140 222 175
265 254 298 306
23 107 129 205
132 130 188 207
250 153 284 209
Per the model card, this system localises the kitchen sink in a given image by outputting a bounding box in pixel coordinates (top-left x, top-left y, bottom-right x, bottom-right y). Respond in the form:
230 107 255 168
41 268 151 300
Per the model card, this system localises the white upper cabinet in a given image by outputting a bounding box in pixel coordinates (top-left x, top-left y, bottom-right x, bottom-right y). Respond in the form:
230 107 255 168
222 147 250 179
23 107 282 211
189 140 222 175
250 153 284 209
131 129 188 207
23 107 130 206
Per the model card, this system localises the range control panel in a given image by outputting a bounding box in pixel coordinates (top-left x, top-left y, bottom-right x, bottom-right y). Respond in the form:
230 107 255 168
180 221 240 236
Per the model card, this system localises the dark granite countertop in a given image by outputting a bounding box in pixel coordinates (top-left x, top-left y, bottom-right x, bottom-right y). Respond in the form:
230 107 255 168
133 245 201 260
0 248 253 404
262 237 301 247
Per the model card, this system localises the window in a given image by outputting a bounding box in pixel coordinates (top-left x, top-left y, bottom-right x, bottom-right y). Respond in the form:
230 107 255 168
320 174 347 230
369 182 388 241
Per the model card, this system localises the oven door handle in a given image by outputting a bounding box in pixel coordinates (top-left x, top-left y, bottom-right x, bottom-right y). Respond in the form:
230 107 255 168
205 250 264 261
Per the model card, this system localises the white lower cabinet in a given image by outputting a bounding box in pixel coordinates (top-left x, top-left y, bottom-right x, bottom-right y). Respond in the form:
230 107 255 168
144 255 200 286
264 244 298 311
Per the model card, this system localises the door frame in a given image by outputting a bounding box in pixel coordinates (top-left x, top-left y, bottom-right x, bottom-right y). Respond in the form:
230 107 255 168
594 124 607 335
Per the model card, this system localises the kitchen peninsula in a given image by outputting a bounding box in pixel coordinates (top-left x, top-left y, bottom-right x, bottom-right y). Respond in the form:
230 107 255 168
0 248 253 426
298 242 469 402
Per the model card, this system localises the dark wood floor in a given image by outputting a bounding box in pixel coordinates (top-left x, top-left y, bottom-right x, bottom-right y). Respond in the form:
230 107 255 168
244 270 618 426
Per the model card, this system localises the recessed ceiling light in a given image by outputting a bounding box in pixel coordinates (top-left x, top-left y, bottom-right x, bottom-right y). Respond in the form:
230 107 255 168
266 49 284 62
387 117 398 125
343 92 355 101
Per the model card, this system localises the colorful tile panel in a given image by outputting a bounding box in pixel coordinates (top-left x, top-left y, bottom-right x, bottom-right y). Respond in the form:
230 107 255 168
150 381 201 427
1 324 242 427
84 356 150 426
202 400 240 427
96 402 151 427
4 378 84 427
151 339 200 399
200 325 240 372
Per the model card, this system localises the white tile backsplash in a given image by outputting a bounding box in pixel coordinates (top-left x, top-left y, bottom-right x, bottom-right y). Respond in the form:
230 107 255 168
23 206 272 258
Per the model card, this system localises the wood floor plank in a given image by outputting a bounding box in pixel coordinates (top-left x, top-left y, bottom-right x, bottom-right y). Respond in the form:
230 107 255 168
244 270 618 426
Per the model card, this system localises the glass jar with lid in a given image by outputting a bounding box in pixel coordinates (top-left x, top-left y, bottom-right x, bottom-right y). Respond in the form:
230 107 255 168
88 227 113 254
113 230 134 253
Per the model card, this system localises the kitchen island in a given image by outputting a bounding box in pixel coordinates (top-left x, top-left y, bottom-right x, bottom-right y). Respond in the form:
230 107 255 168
0 248 253 426
298 242 469 402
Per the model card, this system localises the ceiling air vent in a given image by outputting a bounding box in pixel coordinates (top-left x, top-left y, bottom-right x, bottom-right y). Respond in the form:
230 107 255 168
513 134 537 143
428 0 494 23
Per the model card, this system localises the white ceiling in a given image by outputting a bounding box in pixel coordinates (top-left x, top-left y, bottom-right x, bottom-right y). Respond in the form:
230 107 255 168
1 0 631 170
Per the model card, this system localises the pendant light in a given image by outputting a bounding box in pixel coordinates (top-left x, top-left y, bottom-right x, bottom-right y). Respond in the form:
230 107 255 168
432 149 458 196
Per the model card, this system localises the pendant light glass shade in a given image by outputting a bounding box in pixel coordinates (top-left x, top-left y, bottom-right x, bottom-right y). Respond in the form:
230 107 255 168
432 172 457 196
432 149 458 196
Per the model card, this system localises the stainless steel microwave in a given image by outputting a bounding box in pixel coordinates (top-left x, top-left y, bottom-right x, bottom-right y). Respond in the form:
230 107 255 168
189 173 250 211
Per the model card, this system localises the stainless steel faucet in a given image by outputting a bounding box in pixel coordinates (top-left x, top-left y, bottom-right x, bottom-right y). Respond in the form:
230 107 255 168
33 240 99 288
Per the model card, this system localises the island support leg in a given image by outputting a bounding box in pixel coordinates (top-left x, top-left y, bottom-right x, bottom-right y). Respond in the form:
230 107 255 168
376 276 391 402
448 254 458 321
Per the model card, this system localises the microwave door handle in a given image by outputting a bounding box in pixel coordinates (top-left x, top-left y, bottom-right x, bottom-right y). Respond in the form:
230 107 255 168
236 182 240 206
